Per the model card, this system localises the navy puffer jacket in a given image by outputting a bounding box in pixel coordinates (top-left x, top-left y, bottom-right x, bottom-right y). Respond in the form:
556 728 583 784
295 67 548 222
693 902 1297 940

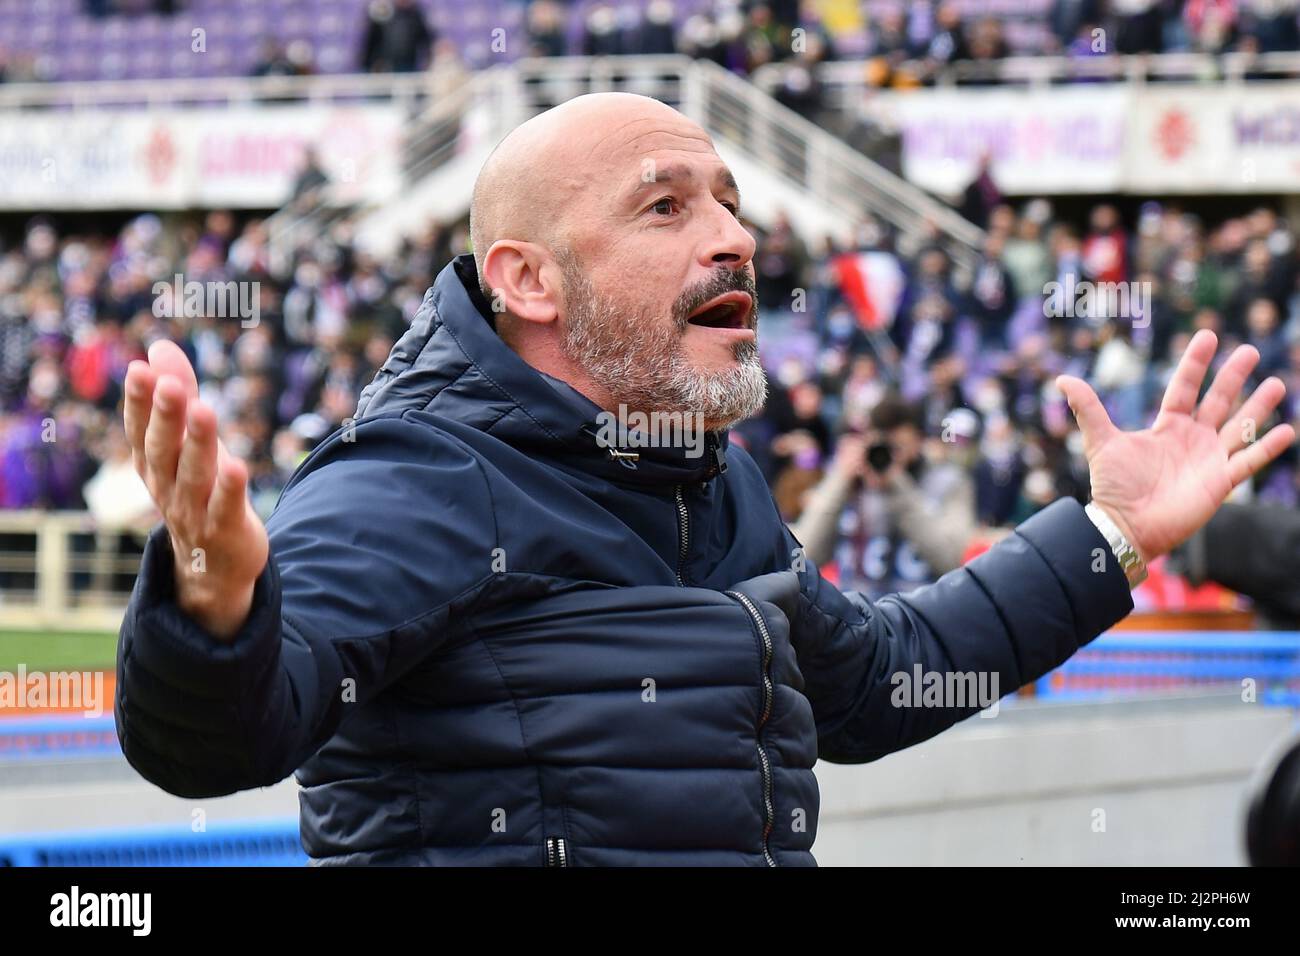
115 254 1134 865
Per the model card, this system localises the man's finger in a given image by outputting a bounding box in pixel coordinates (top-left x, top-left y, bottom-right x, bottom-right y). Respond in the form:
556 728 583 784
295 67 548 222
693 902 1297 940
142 374 189 505
147 339 199 398
1056 375 1118 448
1228 423 1296 487
1159 328 1218 420
1195 343 1259 431
123 359 157 478
172 401 220 535
1220 377 1287 454
206 454 250 539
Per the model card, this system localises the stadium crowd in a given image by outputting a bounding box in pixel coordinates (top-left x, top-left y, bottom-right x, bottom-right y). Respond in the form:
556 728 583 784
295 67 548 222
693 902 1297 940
0 0 1289 87
3 190 1297 597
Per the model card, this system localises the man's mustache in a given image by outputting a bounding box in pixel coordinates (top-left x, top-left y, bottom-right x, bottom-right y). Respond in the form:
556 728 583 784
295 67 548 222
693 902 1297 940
673 268 759 330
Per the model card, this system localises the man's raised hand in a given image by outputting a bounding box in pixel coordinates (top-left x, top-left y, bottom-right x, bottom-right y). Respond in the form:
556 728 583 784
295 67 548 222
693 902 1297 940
1057 329 1296 564
124 340 269 640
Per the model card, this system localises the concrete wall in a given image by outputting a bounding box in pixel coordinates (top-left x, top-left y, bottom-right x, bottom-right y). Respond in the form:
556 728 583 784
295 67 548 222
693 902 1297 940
812 692 1299 866
0 758 298 839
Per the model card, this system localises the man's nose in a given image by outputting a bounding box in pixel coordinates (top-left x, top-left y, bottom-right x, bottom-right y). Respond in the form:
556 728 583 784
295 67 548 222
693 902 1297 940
699 206 757 270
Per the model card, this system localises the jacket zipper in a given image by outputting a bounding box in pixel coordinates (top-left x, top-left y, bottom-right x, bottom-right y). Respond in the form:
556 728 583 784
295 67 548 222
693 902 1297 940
674 484 690 586
545 836 569 867
725 589 778 867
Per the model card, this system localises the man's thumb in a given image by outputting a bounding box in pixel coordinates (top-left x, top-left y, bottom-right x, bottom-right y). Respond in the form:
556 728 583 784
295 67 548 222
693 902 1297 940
1056 374 1116 443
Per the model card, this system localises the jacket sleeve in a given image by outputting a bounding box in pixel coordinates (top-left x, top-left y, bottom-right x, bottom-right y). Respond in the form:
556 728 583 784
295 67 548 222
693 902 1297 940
1176 501 1300 619
738 496 1134 764
114 415 494 798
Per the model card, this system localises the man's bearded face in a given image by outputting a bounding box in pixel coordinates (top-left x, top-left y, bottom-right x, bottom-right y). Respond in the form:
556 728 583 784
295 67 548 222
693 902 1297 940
557 249 768 430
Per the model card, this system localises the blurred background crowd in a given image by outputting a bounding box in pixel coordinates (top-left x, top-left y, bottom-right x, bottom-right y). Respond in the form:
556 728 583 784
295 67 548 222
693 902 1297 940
4 187 1297 604
0 0 1296 86
2 0 1299 612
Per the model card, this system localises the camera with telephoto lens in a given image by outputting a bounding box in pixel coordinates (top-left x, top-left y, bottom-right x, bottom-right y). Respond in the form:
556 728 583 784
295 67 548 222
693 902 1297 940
866 441 893 474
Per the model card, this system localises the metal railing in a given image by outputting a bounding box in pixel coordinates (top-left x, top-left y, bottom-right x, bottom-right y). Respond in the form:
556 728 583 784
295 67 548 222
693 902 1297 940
499 57 984 269
753 50 1300 120
0 511 140 631
0 70 437 111
264 65 511 273
387 56 983 274
683 57 984 275
0 55 985 275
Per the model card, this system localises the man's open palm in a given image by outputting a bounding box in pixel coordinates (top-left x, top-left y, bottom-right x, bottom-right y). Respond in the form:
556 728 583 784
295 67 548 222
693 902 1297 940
1057 329 1295 563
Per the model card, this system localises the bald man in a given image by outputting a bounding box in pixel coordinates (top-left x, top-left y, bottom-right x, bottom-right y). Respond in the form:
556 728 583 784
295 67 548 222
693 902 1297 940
117 93 1293 866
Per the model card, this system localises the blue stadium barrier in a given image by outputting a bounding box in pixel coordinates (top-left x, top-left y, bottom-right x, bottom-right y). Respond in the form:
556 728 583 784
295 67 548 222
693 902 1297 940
0 715 119 762
1035 631 1300 706
0 818 306 867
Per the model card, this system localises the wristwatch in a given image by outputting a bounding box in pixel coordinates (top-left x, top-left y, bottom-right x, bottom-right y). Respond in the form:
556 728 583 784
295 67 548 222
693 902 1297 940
1085 501 1148 589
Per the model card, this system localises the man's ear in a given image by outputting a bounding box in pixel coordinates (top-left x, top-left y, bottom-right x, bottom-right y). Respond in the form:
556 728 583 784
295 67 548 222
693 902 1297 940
480 241 561 326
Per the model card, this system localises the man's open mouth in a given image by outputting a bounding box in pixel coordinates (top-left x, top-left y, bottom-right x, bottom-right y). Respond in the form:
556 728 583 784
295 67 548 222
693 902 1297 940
686 291 753 330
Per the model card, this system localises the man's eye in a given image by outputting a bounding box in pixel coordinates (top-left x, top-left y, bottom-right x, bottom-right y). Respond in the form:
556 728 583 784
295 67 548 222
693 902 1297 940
722 202 740 217
651 198 677 216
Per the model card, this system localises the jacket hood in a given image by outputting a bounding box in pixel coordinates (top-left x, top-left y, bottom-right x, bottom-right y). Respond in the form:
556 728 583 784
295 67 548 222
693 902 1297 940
355 254 730 487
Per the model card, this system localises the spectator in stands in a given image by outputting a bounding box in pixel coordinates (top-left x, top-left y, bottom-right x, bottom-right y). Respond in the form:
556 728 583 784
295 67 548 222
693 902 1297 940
1 357 90 508
1082 203 1128 285
1184 0 1240 53
811 393 978 597
742 3 792 72
771 52 827 120
864 6 916 87
755 211 809 316
686 6 750 70
290 147 330 209
250 40 299 78
1049 0 1103 50
967 232 1017 349
1241 0 1300 52
963 17 1010 85
526 0 568 58
1002 205 1055 304
973 411 1027 526
1247 297 1290 379
427 37 469 100
1226 238 1290 337
794 0 838 62
582 3 624 57
628 0 679 56
958 153 1003 230
919 0 971 82
361 0 436 73
1112 0 1166 54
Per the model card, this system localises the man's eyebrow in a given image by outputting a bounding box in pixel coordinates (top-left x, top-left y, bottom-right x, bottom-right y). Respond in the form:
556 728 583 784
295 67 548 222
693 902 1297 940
627 163 742 203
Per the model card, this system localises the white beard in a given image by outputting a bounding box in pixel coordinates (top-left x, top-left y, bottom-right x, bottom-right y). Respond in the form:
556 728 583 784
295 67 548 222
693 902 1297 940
560 264 768 429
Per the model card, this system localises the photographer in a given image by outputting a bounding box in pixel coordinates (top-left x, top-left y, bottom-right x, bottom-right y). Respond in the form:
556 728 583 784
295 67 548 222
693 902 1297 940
790 394 979 596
